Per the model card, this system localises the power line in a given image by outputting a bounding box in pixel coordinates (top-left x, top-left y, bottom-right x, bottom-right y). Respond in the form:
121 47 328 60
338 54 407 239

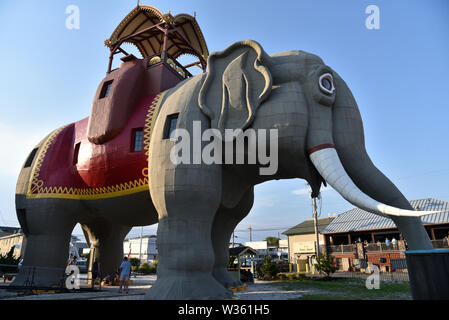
234 207 449 234
234 226 296 233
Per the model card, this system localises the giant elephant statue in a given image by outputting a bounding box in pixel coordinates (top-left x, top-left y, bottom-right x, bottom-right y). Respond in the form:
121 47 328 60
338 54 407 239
14 40 435 299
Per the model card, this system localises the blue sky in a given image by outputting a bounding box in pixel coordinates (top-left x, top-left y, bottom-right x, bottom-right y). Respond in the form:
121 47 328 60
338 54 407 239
0 1 448 242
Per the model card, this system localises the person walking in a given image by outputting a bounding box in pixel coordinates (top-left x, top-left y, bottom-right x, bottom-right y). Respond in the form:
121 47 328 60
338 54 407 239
119 257 132 294
91 259 101 288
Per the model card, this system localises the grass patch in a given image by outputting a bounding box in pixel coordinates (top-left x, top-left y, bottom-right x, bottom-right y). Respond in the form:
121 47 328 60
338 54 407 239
296 294 347 300
269 278 412 300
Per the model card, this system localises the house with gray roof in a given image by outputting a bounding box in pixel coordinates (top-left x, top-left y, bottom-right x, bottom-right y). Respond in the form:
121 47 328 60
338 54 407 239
321 198 449 272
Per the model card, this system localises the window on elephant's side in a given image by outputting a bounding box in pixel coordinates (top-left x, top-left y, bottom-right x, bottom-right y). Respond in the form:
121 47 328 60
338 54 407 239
164 114 179 140
73 142 81 165
99 80 113 99
24 148 38 168
132 128 144 152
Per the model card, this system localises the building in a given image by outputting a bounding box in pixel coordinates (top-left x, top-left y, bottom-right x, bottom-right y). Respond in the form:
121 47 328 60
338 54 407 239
0 226 21 237
0 228 26 259
69 235 89 259
282 217 335 272
229 246 259 267
322 198 449 272
229 242 245 248
123 235 158 264
244 240 288 262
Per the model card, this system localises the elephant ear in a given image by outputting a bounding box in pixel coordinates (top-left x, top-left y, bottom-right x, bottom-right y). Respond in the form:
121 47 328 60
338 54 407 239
198 40 272 135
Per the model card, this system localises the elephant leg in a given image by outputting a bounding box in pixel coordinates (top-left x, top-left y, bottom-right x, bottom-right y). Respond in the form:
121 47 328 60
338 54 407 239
212 188 254 288
82 220 132 281
12 199 78 287
145 172 232 299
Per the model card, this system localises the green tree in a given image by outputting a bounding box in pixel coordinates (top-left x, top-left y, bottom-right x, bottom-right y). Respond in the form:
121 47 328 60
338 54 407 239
260 256 278 277
314 255 337 278
265 237 279 247
0 246 21 273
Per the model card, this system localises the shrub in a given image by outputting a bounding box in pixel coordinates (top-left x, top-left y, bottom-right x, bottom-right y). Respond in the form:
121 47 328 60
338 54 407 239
129 257 141 267
287 273 296 280
262 274 274 281
277 273 287 280
80 253 89 259
138 262 151 274
314 255 337 278
260 256 278 277
150 260 158 273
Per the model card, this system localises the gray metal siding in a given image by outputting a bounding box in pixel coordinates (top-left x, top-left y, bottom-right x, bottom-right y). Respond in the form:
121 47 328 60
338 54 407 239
322 199 449 234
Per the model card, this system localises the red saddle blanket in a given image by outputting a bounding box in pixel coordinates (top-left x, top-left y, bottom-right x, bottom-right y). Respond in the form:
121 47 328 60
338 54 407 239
26 93 165 200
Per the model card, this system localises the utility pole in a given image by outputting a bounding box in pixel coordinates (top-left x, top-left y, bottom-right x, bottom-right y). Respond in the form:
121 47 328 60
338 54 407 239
232 231 235 248
277 232 281 261
313 197 321 259
248 227 252 242
139 226 143 263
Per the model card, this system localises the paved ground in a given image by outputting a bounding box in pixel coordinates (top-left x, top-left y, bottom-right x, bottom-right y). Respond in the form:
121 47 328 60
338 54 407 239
0 274 411 300
0 274 306 300
0 274 156 300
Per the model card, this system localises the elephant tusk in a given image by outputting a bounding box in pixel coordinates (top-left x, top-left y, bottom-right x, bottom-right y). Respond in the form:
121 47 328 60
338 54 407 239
309 146 439 217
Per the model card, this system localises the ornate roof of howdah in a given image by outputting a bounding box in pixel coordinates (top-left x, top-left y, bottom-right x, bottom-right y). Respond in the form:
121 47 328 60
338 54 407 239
106 5 209 62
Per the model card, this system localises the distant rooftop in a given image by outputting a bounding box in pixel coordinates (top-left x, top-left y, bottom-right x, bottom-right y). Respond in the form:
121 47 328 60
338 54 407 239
229 246 258 257
322 198 449 234
0 226 21 237
125 234 157 241
283 217 336 236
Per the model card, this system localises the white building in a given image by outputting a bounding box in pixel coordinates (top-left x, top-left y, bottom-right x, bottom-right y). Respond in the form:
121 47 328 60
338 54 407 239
123 235 158 264
0 232 26 259
245 240 289 262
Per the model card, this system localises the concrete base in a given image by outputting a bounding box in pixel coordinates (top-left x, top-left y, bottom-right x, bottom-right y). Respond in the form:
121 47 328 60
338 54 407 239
405 249 449 300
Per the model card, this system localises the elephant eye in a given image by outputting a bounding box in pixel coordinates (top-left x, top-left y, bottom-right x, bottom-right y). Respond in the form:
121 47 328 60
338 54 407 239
319 73 335 95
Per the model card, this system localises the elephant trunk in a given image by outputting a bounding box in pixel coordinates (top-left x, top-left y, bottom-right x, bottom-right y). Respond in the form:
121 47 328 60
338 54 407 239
329 74 433 250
